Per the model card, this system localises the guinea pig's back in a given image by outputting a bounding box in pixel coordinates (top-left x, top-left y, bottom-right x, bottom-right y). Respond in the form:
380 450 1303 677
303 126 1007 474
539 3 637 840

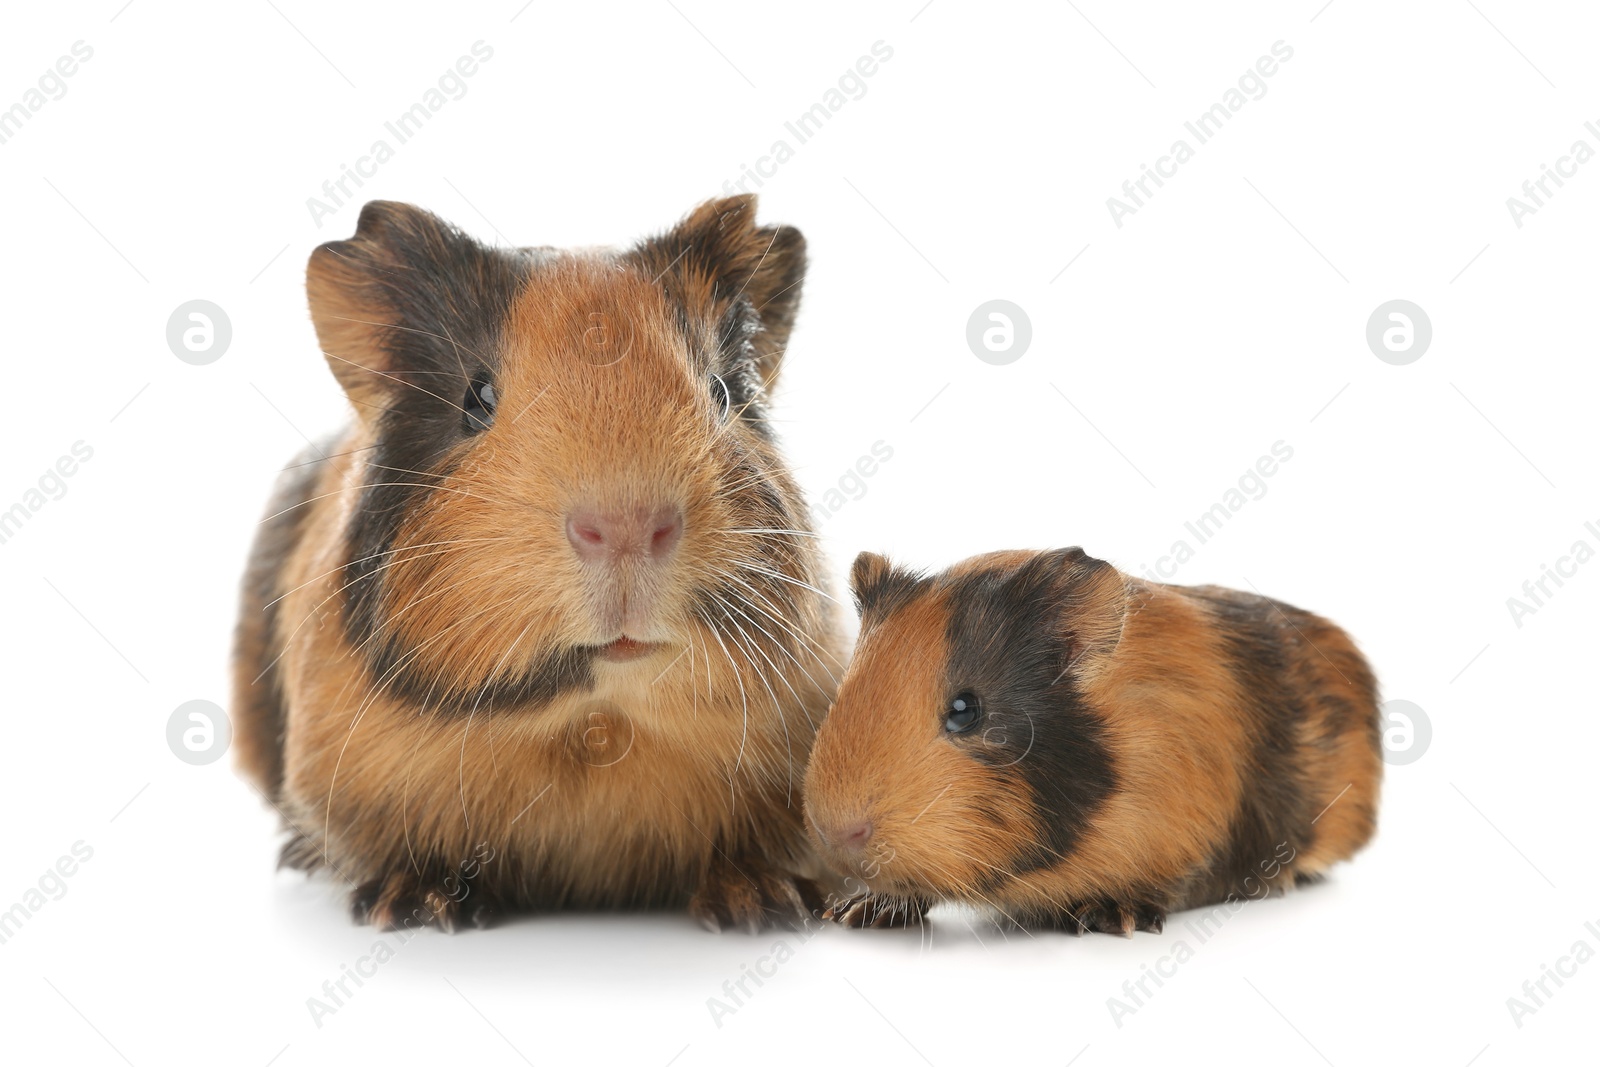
1047 582 1260 907
232 440 340 798
1178 584 1382 889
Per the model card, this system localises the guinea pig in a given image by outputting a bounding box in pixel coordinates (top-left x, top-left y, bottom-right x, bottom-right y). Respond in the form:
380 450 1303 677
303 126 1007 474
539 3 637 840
232 196 848 932
803 548 1381 934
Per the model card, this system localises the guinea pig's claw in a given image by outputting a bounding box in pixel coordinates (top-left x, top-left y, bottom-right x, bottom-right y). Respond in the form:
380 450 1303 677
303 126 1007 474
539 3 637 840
348 870 503 934
790 876 828 921
688 860 819 933
1055 899 1166 937
823 892 925 929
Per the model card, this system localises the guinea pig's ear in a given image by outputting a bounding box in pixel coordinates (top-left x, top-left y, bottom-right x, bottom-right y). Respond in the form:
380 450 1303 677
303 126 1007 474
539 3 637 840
1009 548 1129 683
850 551 923 626
632 195 806 389
306 201 517 417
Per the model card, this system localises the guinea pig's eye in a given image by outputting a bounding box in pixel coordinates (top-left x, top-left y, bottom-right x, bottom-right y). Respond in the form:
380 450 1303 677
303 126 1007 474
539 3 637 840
463 375 497 434
708 373 732 422
944 692 982 734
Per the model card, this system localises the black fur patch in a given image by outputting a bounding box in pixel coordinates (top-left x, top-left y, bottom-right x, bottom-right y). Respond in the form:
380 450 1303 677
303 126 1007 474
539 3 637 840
622 197 805 415
851 555 926 627
236 440 336 797
1178 587 1313 904
938 553 1119 880
628 257 774 439
709 296 772 437
366 642 598 716
320 206 579 712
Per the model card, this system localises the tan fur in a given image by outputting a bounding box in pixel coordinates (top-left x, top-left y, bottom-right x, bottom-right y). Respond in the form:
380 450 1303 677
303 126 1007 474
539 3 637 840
805 550 1381 929
1274 608 1383 874
234 199 846 927
990 583 1246 911
802 587 1038 904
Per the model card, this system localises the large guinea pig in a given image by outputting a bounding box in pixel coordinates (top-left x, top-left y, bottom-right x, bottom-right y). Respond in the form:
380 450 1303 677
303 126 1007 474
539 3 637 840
804 548 1381 934
233 196 847 932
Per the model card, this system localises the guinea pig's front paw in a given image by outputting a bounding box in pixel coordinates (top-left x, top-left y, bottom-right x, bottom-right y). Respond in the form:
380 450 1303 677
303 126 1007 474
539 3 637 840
1052 898 1166 937
821 892 927 929
689 855 825 934
349 870 501 934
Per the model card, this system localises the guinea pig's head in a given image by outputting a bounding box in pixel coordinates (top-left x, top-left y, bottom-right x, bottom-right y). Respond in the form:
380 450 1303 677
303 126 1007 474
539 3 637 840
307 196 825 712
804 548 1129 903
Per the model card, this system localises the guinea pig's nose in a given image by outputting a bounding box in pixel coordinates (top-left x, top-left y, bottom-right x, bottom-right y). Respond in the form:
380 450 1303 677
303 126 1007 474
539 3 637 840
826 819 874 854
566 503 683 564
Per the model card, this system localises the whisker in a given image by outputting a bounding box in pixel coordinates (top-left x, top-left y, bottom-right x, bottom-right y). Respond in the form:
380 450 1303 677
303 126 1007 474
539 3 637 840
717 562 844 676
278 443 377 471
696 603 752 795
708 571 835 720
323 347 472 415
259 480 509 524
725 527 820 539
328 314 492 375
264 536 516 612
252 540 519 686
705 592 795 804
457 616 539 830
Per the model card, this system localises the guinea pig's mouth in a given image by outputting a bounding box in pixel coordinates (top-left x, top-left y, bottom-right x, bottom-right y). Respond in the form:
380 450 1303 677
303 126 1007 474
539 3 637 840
594 637 668 663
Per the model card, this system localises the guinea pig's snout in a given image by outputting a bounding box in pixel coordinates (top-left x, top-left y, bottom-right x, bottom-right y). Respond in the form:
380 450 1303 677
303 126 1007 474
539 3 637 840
820 818 874 854
565 502 684 564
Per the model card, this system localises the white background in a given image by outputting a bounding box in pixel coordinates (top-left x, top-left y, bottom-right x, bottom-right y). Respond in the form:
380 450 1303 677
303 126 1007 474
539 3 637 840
1 1 1596 1064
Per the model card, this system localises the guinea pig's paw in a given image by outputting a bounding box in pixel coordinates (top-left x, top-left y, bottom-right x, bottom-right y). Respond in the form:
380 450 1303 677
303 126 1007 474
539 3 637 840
1053 899 1165 937
821 892 927 929
276 832 326 873
689 857 824 934
349 870 501 934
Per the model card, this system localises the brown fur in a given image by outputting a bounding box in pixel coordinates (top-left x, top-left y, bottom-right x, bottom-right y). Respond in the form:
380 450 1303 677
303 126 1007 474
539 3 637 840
233 197 847 931
805 549 1381 933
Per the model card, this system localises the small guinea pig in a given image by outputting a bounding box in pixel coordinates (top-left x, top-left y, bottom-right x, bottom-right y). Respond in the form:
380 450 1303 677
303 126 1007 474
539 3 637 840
233 196 847 932
804 548 1381 934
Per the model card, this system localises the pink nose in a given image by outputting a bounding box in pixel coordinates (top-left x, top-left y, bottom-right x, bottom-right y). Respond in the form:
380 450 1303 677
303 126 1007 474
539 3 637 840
827 819 874 854
566 503 684 563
